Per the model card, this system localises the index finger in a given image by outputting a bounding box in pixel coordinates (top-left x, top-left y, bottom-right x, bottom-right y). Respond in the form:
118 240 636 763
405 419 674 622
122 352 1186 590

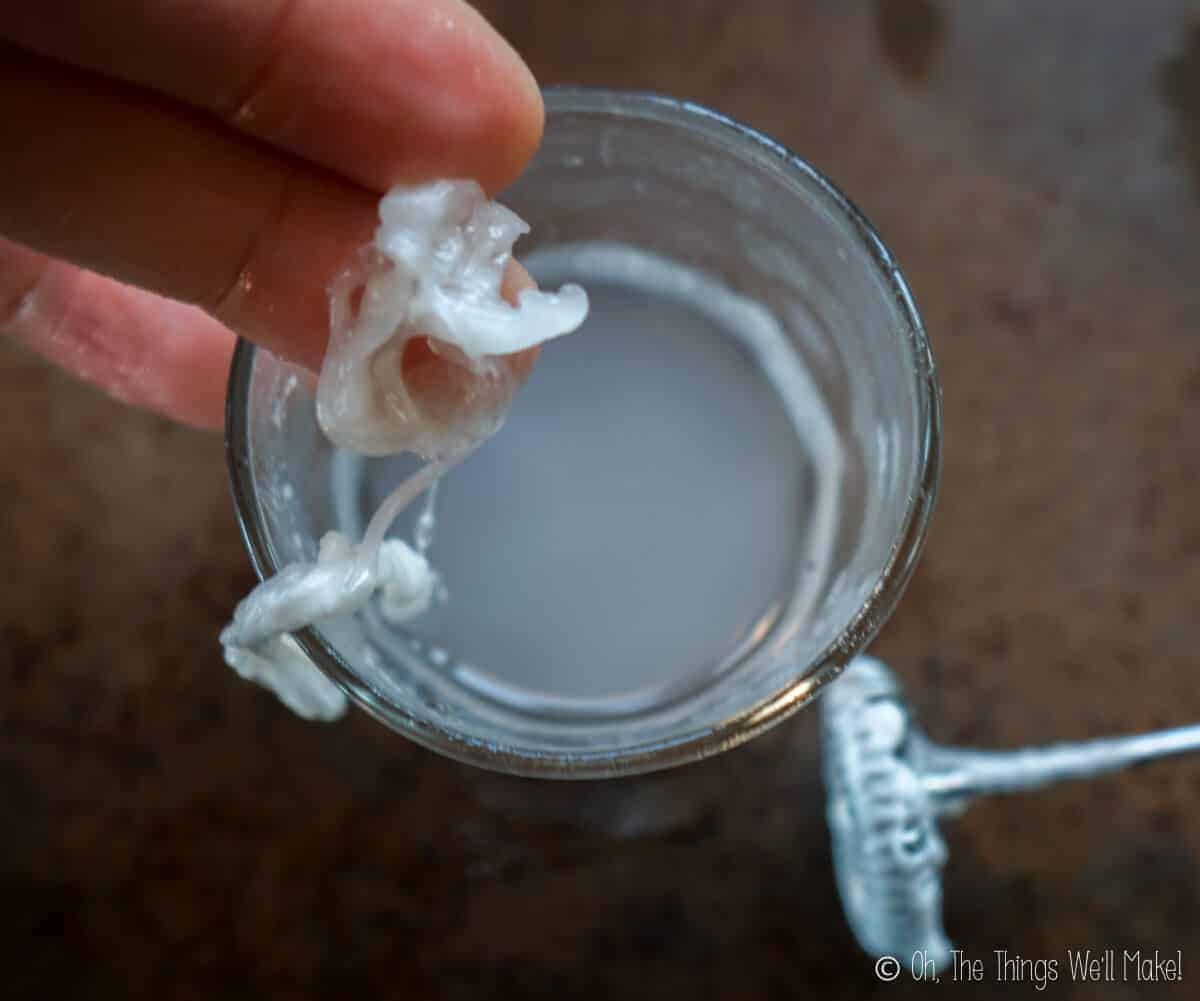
4 0 543 195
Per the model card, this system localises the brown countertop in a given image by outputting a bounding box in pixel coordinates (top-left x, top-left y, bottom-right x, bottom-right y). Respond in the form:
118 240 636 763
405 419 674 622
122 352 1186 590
3 1 1199 997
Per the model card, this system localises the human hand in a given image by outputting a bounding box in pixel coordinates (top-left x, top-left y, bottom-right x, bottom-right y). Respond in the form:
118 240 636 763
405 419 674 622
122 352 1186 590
0 1 542 429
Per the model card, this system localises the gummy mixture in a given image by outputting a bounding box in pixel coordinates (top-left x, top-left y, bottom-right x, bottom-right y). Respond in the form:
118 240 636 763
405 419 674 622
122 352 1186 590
220 181 589 718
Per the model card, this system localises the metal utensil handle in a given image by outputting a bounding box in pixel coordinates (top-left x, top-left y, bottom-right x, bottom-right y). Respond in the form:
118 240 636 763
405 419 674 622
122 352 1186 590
916 724 1200 813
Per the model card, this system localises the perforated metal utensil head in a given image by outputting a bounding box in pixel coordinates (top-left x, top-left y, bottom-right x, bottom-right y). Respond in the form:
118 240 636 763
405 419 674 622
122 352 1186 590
821 655 1200 967
820 656 953 967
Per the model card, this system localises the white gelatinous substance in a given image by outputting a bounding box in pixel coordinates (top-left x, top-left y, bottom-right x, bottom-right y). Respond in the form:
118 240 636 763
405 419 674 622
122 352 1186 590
220 459 443 719
220 537 433 721
221 182 589 720
317 179 589 458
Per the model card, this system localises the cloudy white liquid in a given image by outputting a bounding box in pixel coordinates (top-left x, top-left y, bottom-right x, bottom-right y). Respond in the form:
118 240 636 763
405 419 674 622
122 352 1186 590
332 245 842 707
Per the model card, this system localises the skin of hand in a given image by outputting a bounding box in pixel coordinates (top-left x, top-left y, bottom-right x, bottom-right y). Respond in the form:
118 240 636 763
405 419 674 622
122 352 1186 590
0 0 543 430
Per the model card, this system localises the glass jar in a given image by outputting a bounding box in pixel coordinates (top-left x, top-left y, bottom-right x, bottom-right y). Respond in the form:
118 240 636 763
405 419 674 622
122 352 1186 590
225 88 941 778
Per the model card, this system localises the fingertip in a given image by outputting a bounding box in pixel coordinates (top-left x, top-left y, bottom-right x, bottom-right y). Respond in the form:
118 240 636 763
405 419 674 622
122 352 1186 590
501 259 537 303
498 260 541 384
432 7 545 193
235 0 546 196
487 60 545 193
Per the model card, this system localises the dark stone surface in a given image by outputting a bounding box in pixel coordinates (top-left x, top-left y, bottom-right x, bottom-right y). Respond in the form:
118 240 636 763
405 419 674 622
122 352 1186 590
3 1 1199 997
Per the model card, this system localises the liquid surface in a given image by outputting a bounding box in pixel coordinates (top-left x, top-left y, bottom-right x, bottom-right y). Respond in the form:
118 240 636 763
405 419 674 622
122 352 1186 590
347 268 818 701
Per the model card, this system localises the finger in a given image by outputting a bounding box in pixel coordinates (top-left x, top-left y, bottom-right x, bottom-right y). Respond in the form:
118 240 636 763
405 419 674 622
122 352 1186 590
4 0 542 195
0 48 373 374
498 261 541 386
1 238 233 429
